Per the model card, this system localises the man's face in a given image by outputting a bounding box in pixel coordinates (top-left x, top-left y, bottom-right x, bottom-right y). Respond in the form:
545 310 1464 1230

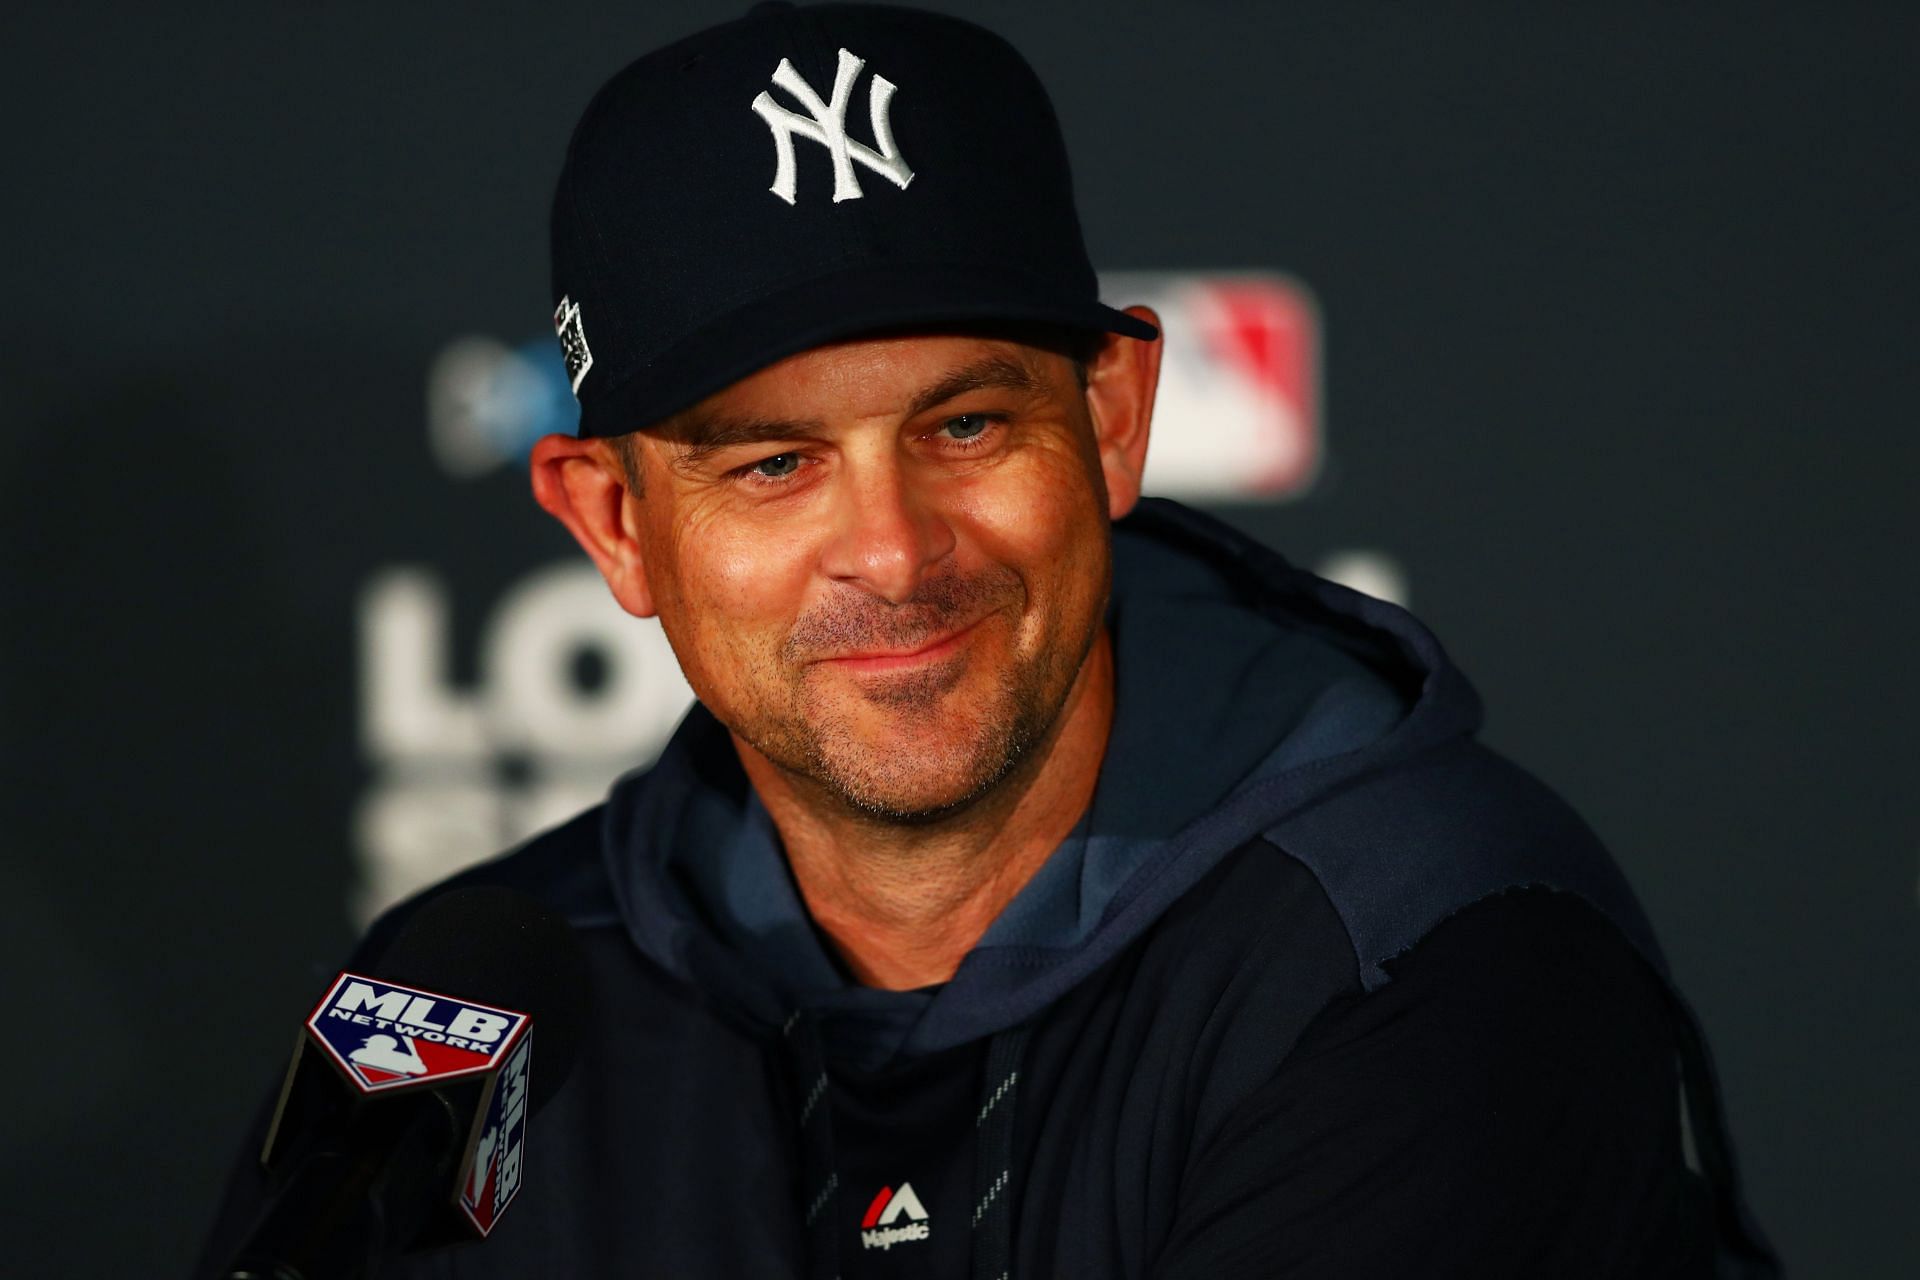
623 331 1122 823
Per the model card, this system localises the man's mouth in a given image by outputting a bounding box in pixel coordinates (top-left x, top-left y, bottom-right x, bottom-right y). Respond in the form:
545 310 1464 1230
814 614 988 675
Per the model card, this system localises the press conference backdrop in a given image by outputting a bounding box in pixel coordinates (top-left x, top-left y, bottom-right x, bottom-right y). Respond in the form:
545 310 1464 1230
3 3 1912 1274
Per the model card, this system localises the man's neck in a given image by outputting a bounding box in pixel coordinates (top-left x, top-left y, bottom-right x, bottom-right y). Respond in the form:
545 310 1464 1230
735 632 1114 991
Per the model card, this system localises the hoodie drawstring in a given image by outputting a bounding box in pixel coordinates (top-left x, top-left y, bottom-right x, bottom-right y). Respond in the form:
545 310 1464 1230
969 1024 1031 1280
784 1010 842 1280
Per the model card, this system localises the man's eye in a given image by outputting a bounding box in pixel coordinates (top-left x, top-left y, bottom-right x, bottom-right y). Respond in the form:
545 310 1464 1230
750 452 802 478
941 413 994 442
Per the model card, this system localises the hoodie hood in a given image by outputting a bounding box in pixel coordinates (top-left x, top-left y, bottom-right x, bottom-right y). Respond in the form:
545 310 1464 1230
602 498 1483 1069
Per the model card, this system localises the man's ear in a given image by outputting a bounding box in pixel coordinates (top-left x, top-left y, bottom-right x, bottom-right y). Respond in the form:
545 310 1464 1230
1083 305 1162 521
528 433 658 618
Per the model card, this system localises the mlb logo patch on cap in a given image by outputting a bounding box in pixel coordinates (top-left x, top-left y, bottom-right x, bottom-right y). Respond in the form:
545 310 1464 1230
306 972 531 1095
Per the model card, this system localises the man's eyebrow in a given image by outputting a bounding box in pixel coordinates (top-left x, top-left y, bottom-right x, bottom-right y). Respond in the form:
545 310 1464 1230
661 414 827 472
658 352 1047 471
905 353 1047 419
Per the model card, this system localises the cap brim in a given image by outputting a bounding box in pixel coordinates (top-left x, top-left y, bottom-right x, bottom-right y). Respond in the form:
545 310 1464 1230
575 264 1158 438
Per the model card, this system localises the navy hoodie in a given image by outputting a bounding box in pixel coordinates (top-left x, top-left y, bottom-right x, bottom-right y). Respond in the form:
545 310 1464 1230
201 498 1777 1278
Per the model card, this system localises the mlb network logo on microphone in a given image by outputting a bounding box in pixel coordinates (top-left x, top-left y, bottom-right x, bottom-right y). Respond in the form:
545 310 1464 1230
458 1032 533 1235
303 973 535 1235
307 973 531 1093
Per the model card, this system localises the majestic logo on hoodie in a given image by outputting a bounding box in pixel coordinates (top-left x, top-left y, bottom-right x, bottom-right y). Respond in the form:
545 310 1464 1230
859 1181 930 1251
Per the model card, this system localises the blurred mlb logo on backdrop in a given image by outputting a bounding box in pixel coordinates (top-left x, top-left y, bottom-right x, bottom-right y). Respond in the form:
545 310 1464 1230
425 272 1322 503
1102 272 1320 501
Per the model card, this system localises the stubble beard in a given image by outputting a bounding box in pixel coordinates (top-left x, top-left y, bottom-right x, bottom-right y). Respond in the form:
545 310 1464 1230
738 567 1089 826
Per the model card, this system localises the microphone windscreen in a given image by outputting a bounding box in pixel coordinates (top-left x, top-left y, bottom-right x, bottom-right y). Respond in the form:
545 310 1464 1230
367 885 590 1110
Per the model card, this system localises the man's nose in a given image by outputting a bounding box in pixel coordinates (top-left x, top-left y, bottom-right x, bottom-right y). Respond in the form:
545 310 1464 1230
817 455 956 604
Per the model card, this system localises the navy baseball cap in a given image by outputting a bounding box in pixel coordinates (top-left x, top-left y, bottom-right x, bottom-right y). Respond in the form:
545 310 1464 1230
549 1 1157 439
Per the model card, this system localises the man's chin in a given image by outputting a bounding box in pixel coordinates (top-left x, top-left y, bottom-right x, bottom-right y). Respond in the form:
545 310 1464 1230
756 652 1057 823
814 760 1016 827
795 717 1032 826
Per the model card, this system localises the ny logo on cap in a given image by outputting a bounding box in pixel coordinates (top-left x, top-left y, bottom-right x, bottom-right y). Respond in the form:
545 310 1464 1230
751 47 913 206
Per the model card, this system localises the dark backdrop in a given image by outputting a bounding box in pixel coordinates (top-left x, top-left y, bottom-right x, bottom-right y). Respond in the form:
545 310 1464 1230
4 3 1913 1274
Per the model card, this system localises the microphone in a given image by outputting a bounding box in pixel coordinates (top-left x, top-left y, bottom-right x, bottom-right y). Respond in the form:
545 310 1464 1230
221 886 590 1280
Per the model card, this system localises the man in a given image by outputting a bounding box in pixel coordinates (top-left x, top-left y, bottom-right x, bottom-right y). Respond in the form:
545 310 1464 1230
206 3 1777 1276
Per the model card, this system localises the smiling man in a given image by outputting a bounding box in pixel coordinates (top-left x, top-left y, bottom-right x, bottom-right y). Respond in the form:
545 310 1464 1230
534 327 1151 992
204 4 1777 1277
